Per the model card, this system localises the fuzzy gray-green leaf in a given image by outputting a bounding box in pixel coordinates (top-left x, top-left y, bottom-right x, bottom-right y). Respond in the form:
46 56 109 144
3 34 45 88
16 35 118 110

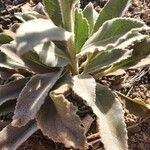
114 30 148 50
0 51 25 70
22 51 57 73
83 49 132 74
107 38 150 72
93 0 131 32
73 74 96 106
34 41 70 67
81 18 145 55
0 44 25 66
83 2 98 33
15 11 47 22
58 0 79 31
43 0 63 26
75 8 89 53
129 38 150 68
92 84 128 150
16 19 72 55
12 70 63 127
52 71 73 90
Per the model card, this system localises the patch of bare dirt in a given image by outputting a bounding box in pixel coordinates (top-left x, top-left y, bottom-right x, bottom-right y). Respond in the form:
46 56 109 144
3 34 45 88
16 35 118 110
0 0 26 29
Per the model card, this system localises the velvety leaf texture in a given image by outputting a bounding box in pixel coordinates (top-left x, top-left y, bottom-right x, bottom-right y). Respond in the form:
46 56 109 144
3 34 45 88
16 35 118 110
83 48 132 74
75 8 89 53
0 44 26 69
0 121 37 150
15 11 47 22
52 72 73 90
73 74 96 106
92 84 128 150
129 55 150 69
0 44 25 67
83 2 97 33
0 60 23 70
108 38 150 72
36 84 86 149
58 0 79 31
21 51 57 74
12 70 63 127
114 30 148 50
93 0 131 32
15 12 37 22
43 0 63 26
81 18 145 55
129 38 150 67
34 41 70 67
16 19 72 55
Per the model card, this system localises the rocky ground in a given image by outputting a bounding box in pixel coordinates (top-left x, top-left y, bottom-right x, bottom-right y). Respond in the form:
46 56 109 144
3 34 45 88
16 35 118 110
0 0 150 149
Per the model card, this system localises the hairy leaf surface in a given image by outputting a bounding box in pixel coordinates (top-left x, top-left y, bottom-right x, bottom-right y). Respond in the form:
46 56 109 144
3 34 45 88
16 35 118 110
107 38 150 72
0 78 29 106
113 31 148 50
36 85 85 149
75 8 89 53
0 52 21 69
93 0 131 32
43 0 63 26
73 74 96 106
0 46 25 70
58 0 79 31
84 30 148 74
0 44 25 66
15 11 47 22
83 49 132 74
83 2 98 33
22 51 58 73
81 18 145 55
16 19 72 55
0 121 37 150
52 72 73 90
128 38 150 68
34 41 70 67
12 70 63 127
92 84 128 150
129 55 150 69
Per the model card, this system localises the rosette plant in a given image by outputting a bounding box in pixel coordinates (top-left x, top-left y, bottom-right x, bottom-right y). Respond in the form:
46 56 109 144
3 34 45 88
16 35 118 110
0 0 150 149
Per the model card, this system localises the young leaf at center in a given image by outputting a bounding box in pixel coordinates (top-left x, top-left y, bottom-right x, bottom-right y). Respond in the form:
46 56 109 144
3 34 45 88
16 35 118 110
74 8 89 53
